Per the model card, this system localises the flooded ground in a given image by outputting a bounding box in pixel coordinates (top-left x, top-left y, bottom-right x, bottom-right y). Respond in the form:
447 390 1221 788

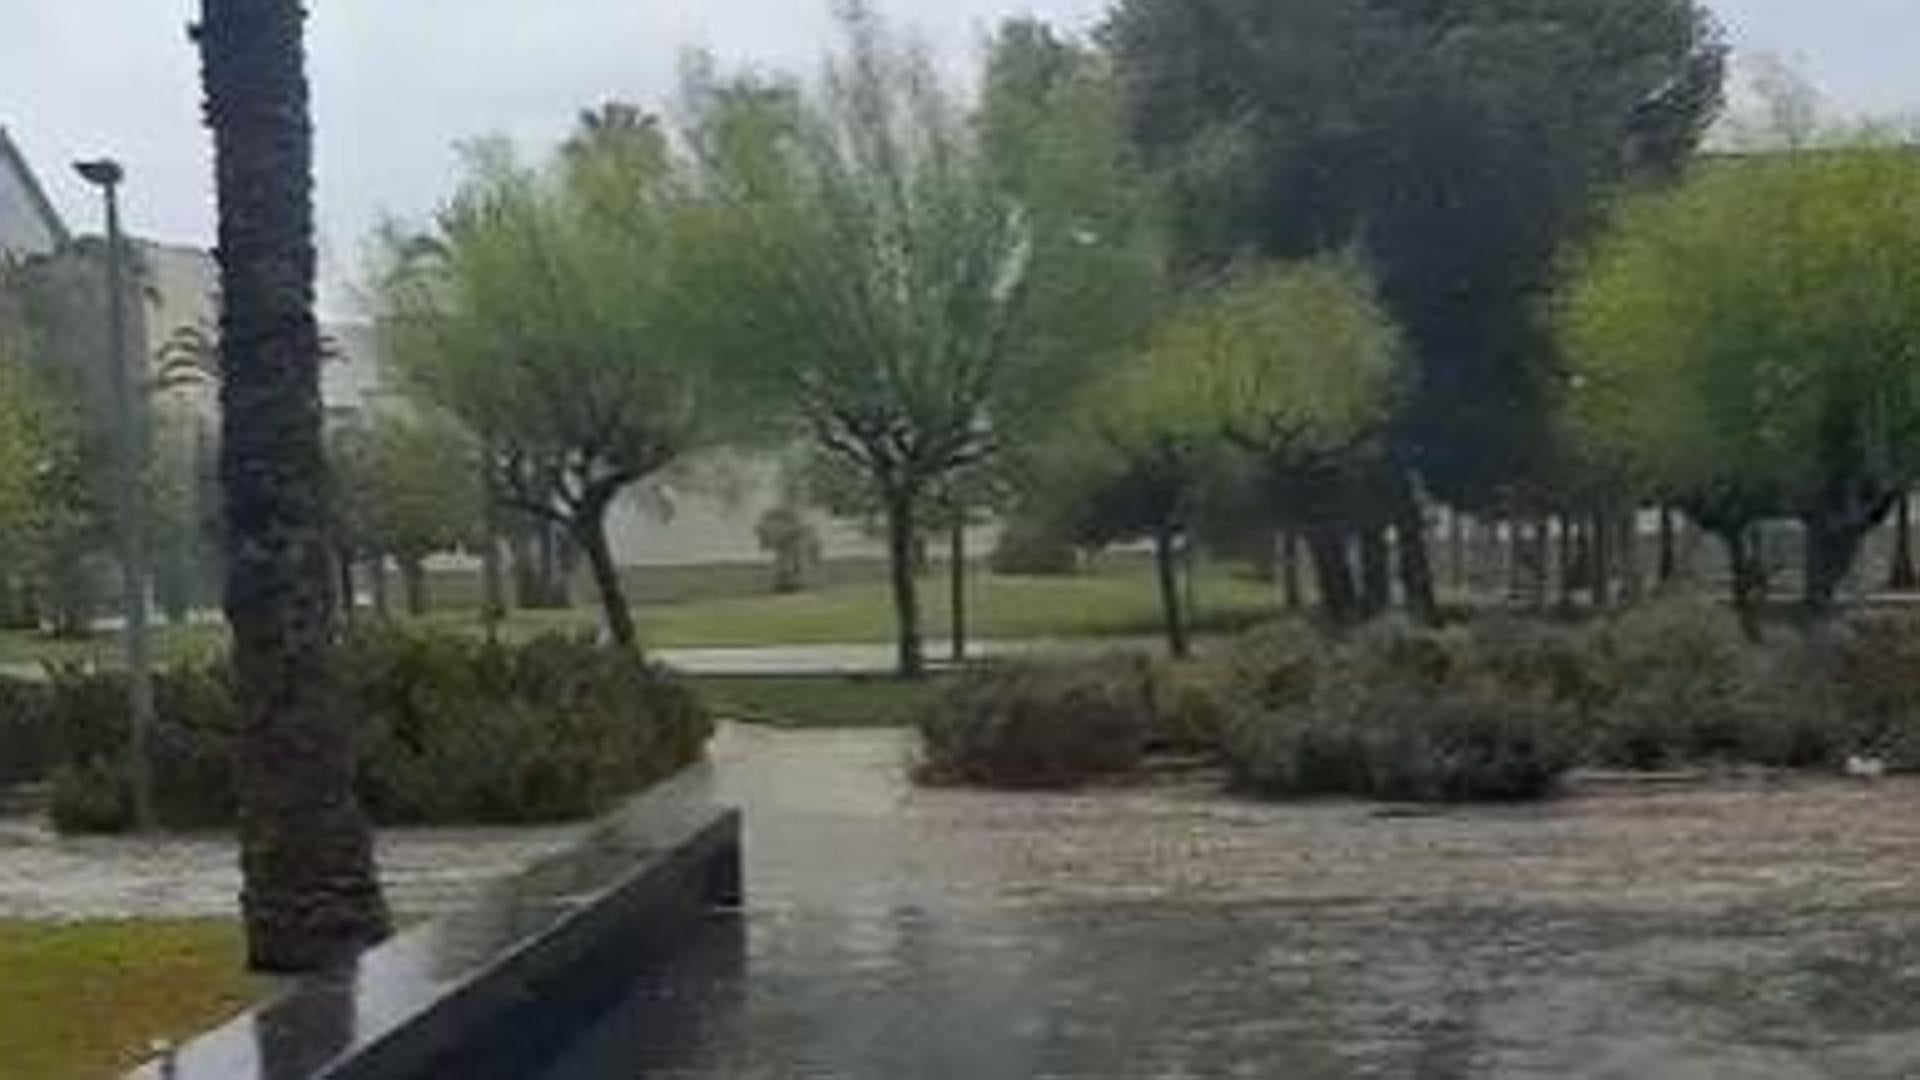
541 726 1920 1080
12 725 1920 1077
0 812 586 922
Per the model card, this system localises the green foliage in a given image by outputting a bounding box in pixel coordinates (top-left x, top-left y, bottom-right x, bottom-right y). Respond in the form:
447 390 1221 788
380 112 768 644
1107 0 1726 503
1565 147 1920 518
48 631 713 833
0 678 54 786
332 410 483 564
915 656 1155 789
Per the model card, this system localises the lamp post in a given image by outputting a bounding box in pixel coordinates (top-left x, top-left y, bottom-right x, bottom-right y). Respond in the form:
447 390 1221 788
75 157 156 834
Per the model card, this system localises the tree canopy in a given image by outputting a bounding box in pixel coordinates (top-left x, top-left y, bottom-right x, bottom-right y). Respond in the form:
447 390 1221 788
1563 144 1920 619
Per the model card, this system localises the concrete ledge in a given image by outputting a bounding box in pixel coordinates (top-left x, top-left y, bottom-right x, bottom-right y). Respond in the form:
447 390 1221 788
131 764 742 1080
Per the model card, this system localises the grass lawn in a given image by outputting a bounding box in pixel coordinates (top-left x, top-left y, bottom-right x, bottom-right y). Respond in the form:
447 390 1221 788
0 559 1279 670
0 920 255 1080
692 674 950 729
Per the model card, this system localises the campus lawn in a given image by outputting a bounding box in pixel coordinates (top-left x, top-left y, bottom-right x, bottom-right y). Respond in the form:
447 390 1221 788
691 674 953 729
0 919 254 1080
0 560 1281 669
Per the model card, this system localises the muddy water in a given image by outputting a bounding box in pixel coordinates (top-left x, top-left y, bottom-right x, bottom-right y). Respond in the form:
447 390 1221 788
531 727 1920 1079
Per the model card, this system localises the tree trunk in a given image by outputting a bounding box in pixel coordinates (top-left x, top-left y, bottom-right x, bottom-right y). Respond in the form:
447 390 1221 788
884 490 925 678
334 547 356 627
1154 527 1190 660
1392 483 1438 626
1281 531 1303 612
1359 526 1392 618
200 0 390 973
1504 516 1524 605
399 557 428 617
368 556 389 619
949 514 967 663
510 531 538 609
1658 506 1678 586
478 452 507 634
1714 526 1766 642
1890 494 1918 593
1619 512 1644 606
1590 513 1612 610
1555 516 1575 610
541 522 572 607
574 506 637 650
1305 526 1357 623
1447 511 1466 596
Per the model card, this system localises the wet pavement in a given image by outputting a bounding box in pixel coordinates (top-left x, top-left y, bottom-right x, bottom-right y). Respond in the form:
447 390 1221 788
0 816 587 921
537 727 1920 1080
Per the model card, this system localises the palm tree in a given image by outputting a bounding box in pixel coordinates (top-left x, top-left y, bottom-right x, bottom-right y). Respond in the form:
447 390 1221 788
195 0 390 971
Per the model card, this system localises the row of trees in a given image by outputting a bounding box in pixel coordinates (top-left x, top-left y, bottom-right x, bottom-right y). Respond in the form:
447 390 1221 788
389 0 1896 668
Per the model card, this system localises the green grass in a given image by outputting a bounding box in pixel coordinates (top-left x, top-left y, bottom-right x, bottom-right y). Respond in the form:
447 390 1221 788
0 559 1279 670
0 919 256 1080
693 674 950 728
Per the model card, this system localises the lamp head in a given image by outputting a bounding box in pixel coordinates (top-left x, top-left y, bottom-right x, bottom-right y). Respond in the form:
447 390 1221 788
74 159 124 188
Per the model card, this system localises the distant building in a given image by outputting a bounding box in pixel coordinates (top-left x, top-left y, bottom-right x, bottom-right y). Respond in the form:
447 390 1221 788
0 126 68 263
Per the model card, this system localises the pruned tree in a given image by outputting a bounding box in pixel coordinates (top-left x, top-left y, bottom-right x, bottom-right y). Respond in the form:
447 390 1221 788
1194 259 1409 624
1563 143 1920 629
382 118 760 650
679 6 1033 677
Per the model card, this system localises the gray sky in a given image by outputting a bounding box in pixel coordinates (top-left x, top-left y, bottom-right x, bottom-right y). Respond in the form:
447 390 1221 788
2 0 1915 312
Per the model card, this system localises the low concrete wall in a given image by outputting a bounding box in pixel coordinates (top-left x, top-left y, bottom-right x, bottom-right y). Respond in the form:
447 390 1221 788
131 765 742 1080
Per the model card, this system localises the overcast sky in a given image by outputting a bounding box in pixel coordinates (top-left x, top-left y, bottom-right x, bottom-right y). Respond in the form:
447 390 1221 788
3 0 1915 313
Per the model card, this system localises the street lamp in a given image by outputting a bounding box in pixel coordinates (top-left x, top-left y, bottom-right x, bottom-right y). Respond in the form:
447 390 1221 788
74 156 156 834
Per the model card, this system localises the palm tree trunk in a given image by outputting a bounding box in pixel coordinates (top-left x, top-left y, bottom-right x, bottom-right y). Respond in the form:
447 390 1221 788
198 0 390 973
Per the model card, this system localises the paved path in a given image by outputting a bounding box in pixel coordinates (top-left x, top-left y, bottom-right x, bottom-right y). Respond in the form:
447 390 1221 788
537 728 1920 1080
653 636 1169 676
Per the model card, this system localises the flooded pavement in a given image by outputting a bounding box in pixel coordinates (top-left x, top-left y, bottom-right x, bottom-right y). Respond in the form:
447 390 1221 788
0 815 587 922
539 726 1920 1080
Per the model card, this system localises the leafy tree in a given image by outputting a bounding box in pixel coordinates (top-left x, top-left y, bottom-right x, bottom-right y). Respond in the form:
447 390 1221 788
1106 0 1726 609
332 411 482 616
383 117 758 649
1194 259 1408 623
1563 145 1920 627
679 7 1034 677
194 0 391 971
1050 336 1219 659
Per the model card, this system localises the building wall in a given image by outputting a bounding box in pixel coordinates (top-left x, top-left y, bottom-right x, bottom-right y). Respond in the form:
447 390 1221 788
0 128 66 262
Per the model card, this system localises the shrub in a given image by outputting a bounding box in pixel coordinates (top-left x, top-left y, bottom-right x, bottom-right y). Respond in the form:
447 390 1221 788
988 520 1081 577
1219 625 1579 803
1581 600 1755 769
43 663 235 832
50 629 713 834
0 678 55 788
1825 611 1920 769
916 656 1153 788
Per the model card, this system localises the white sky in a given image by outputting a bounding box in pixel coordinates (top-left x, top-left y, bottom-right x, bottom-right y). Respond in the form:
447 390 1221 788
2 0 1914 312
